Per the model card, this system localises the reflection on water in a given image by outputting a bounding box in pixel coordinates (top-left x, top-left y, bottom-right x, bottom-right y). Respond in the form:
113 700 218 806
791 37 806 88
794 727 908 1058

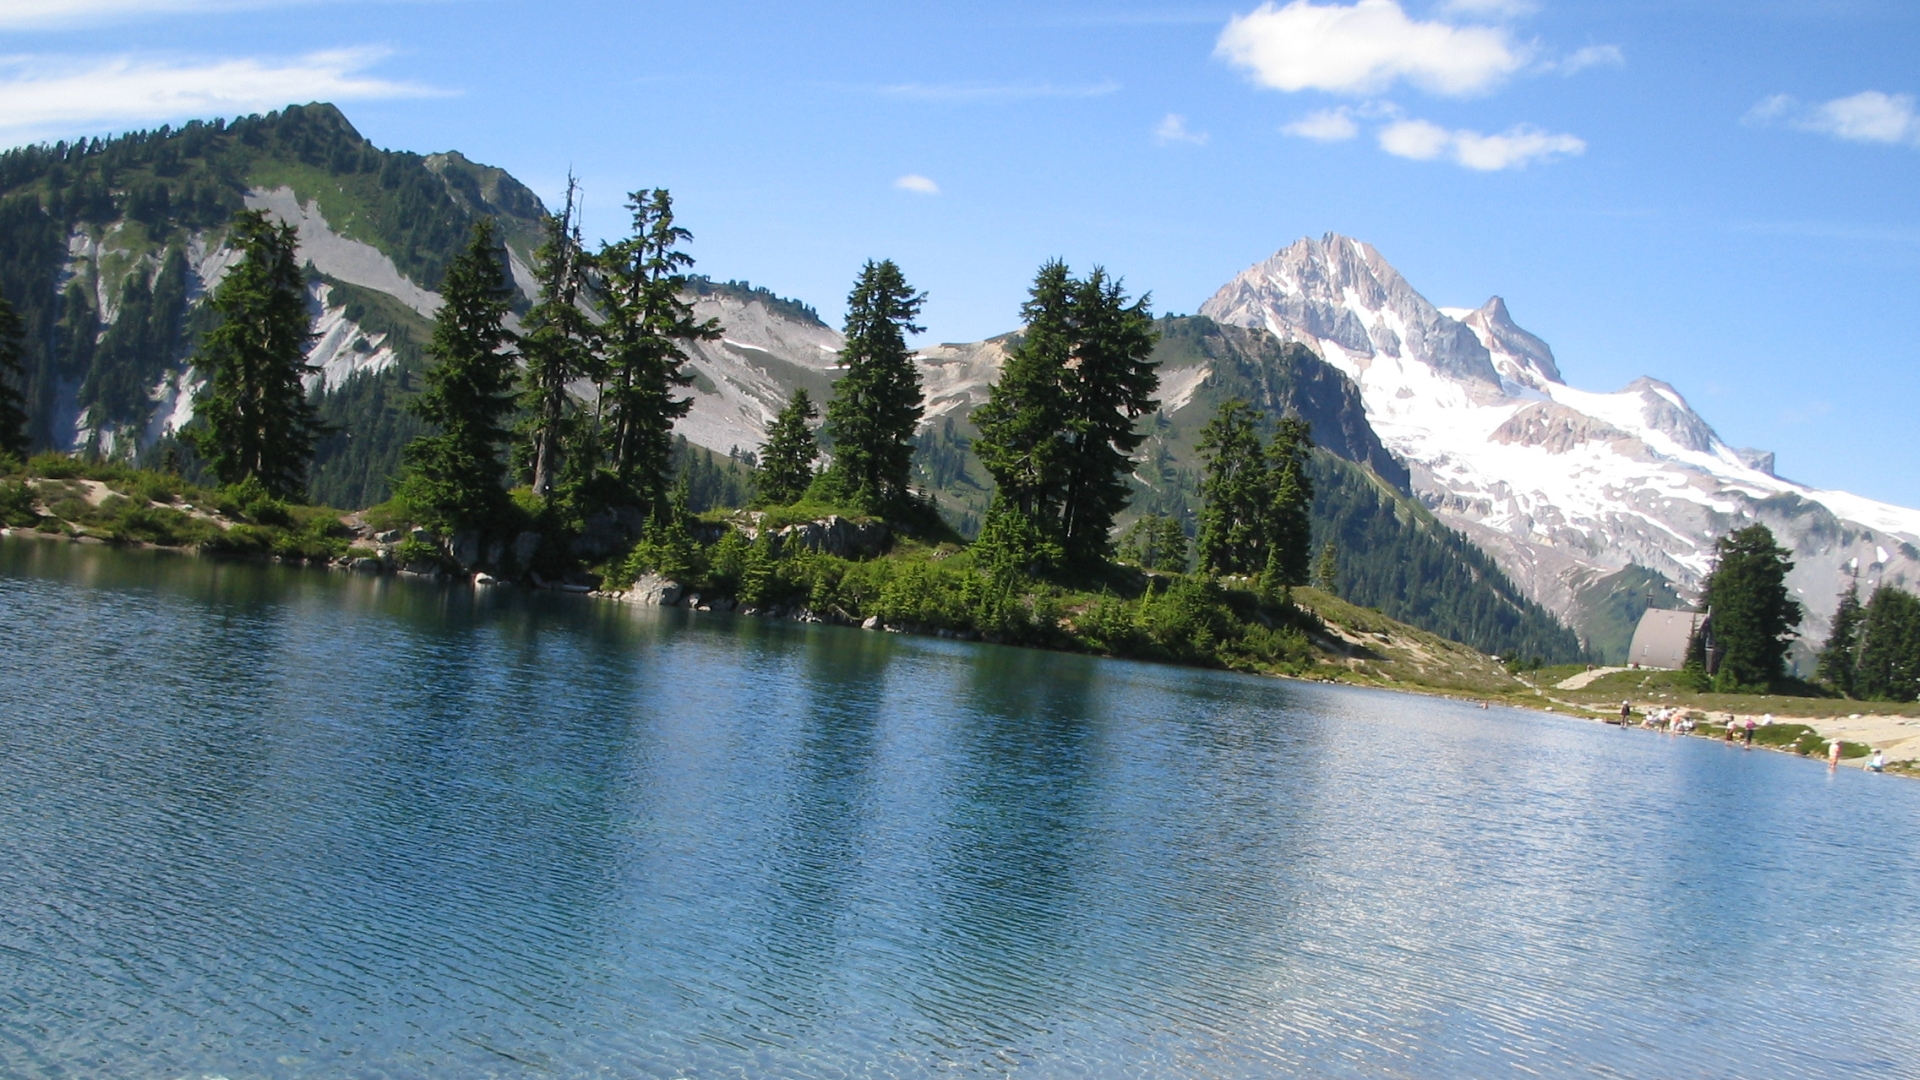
3 537 1918 1078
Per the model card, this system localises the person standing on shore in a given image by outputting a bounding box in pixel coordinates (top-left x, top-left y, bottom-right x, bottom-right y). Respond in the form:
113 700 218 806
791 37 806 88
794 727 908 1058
1620 701 1632 726
1744 718 1756 747
1869 749 1886 773
1829 739 1842 769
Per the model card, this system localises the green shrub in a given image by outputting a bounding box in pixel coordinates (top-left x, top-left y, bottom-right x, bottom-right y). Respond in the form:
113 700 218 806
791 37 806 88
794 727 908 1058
215 477 293 527
0 480 38 526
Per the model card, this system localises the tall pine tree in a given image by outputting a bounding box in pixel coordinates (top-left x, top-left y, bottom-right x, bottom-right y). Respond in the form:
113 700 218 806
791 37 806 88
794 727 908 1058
974 261 1074 530
823 259 925 513
185 210 319 499
395 219 519 528
755 388 819 506
1055 267 1158 566
1698 523 1801 691
1195 399 1268 576
597 188 720 516
1855 585 1920 702
520 177 595 502
1815 577 1865 697
1261 416 1315 591
0 295 28 460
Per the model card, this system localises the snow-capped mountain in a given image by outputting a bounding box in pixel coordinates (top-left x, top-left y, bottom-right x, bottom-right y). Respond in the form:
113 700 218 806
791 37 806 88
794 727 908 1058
1201 233 1920 650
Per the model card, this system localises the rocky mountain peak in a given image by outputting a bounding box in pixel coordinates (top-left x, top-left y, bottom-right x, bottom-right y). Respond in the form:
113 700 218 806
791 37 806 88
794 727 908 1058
1200 234 1504 391
1457 295 1561 388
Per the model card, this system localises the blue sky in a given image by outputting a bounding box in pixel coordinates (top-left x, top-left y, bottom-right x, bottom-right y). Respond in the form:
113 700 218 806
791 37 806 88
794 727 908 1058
4 0 1918 506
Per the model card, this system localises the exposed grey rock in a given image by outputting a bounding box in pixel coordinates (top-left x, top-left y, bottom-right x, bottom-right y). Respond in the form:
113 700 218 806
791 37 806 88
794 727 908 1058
473 571 497 585
348 556 381 572
511 531 542 568
776 515 889 558
449 529 482 569
624 573 684 607
861 615 882 630
373 529 401 544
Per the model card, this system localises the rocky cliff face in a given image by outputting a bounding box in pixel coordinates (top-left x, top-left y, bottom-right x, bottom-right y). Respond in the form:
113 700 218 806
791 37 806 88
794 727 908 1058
1201 232 1920 654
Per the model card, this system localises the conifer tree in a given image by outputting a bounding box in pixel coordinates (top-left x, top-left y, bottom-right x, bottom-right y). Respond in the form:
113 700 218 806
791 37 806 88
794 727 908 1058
1056 268 1158 566
520 178 595 501
598 188 720 516
823 259 925 512
1261 416 1315 590
1816 577 1865 696
0 295 28 460
1855 585 1920 702
1698 523 1801 691
974 261 1074 528
396 219 518 528
1314 540 1339 596
1195 400 1268 576
184 209 319 499
755 388 819 505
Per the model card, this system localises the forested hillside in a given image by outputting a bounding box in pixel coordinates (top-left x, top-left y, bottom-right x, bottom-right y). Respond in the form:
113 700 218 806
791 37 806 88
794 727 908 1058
0 103 545 506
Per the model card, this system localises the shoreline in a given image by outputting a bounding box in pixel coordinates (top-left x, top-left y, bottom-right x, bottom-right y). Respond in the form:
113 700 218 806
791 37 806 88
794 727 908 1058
7 526 1915 777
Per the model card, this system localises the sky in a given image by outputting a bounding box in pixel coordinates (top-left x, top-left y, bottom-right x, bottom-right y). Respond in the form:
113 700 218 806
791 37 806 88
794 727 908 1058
3 0 1918 507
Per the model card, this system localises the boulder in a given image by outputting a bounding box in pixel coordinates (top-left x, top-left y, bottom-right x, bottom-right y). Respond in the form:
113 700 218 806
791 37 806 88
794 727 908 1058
776 515 889 559
572 509 635 560
473 571 497 586
708 596 736 613
374 529 401 544
449 529 482 570
511 531 543 568
861 615 882 631
625 573 684 607
348 556 381 573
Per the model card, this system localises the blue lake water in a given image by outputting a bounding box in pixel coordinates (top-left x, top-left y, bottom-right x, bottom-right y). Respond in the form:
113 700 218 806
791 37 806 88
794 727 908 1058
2 537 1918 1078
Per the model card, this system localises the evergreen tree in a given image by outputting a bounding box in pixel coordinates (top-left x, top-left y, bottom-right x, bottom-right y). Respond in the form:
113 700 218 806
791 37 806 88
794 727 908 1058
1698 523 1801 691
1855 585 1920 702
1815 577 1865 696
1056 267 1158 566
520 177 595 501
823 259 925 512
1195 399 1268 576
0 295 28 459
973 260 1073 529
395 219 519 528
1262 416 1314 590
184 209 319 499
1116 514 1189 572
1314 540 1339 596
597 188 721 516
755 388 819 505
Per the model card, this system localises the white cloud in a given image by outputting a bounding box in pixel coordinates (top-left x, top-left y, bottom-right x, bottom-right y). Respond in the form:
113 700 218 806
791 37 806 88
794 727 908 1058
881 81 1120 102
894 174 940 195
0 0 311 28
1450 124 1585 169
1746 91 1920 146
1378 118 1451 158
1436 0 1538 17
1283 107 1359 141
1546 44 1624 75
1154 113 1210 145
1215 0 1525 97
1379 117 1583 169
0 49 442 140
1808 91 1918 143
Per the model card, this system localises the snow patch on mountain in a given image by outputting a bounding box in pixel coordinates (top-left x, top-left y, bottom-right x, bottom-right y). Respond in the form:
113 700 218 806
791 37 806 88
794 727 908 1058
1202 232 1920 650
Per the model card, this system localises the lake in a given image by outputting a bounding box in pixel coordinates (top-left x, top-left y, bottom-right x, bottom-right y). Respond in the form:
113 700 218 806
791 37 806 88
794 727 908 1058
2 537 1917 1078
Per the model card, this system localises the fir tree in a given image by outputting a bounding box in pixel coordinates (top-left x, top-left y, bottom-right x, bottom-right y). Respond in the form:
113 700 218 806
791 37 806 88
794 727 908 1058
1261 416 1314 591
395 219 519 528
823 259 925 512
1855 585 1920 702
1056 267 1158 566
0 295 28 460
974 261 1074 530
1116 514 1189 572
520 177 595 501
1195 399 1267 576
756 388 819 505
1314 540 1339 596
597 188 721 516
1815 577 1865 697
1699 523 1802 692
184 209 319 499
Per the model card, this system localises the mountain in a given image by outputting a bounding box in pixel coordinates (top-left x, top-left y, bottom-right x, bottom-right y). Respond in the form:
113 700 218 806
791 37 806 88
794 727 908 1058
1201 233 1920 659
0 105 1581 661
